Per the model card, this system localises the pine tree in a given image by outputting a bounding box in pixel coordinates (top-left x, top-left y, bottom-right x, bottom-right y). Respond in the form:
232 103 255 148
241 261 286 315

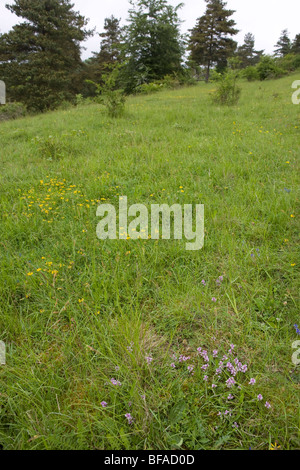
291 34 300 55
274 29 291 57
121 0 184 92
236 33 263 68
0 0 92 111
188 0 238 82
89 16 123 83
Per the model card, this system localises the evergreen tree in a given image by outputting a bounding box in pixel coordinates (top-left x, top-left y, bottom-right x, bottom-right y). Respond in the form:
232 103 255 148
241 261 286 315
121 0 184 92
0 0 92 111
274 29 291 57
188 0 238 82
89 16 123 83
236 33 263 68
291 34 300 55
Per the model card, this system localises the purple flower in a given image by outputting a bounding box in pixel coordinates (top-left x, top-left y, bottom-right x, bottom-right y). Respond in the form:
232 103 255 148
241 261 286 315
203 375 208 381
127 341 134 353
232 422 239 429
187 365 194 373
212 297 217 302
179 355 190 362
146 356 153 364
201 280 206 286
170 363 176 369
265 402 271 409
110 378 122 386
227 394 234 400
212 384 217 388
101 401 108 408
226 377 236 388
257 394 263 401
249 378 256 385
125 413 134 424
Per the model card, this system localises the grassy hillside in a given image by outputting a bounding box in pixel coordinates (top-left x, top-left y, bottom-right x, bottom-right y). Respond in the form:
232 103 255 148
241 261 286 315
0 74 299 450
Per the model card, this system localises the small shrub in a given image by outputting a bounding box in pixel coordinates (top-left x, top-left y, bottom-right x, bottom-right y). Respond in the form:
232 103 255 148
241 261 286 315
212 72 241 106
136 82 164 94
242 66 259 82
0 102 26 122
101 89 126 118
33 132 84 160
87 66 127 118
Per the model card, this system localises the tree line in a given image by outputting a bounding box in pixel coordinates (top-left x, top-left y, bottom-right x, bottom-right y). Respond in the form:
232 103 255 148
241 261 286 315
0 0 299 112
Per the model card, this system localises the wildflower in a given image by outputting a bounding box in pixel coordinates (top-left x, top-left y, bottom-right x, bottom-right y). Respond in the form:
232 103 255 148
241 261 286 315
227 394 234 400
212 384 217 388
179 355 190 362
249 378 256 385
270 442 280 450
203 375 208 381
257 394 263 401
294 324 300 335
212 297 217 302
265 402 271 409
146 356 153 364
110 378 121 386
232 422 239 429
101 401 108 408
201 280 206 286
125 413 134 425
78 298 84 303
213 350 218 357
226 377 236 388
27 272 33 276
170 363 176 369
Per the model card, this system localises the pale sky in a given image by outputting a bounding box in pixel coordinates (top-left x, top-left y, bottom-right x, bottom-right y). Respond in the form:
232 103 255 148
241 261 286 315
0 0 299 59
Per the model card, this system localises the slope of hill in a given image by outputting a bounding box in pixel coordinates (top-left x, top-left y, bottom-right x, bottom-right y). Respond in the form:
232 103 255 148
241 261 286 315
0 74 299 450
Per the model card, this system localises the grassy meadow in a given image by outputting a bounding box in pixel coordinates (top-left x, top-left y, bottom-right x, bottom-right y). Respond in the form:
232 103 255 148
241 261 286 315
0 74 299 450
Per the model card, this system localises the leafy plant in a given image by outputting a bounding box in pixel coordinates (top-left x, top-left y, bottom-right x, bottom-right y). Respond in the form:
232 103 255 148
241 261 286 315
87 66 126 117
211 72 241 105
0 102 26 121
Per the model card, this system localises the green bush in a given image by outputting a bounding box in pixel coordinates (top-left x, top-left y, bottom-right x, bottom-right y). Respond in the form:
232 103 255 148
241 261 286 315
88 66 126 118
242 66 260 82
0 102 26 121
136 82 165 94
212 72 241 106
257 56 284 81
278 53 300 73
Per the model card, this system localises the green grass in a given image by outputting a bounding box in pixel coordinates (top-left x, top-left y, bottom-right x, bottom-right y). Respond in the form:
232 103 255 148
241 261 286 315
0 74 299 450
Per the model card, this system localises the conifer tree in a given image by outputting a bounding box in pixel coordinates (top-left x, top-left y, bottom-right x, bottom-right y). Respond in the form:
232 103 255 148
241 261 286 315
291 34 300 55
236 33 263 68
188 0 238 81
89 16 123 83
0 0 92 111
122 0 184 92
274 29 291 57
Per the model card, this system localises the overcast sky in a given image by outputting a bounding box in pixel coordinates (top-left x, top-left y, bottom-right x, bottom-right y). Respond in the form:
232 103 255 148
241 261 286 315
0 0 299 59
